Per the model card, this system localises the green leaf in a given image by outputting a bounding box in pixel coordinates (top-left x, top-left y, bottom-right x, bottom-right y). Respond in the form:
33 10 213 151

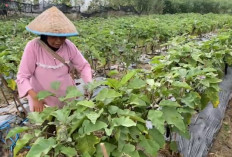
26 137 56 157
105 79 121 89
162 107 186 132
51 81 61 90
107 70 119 77
148 110 165 134
86 109 104 124
77 100 95 108
120 70 136 86
181 92 201 109
27 112 45 125
85 80 105 91
148 128 165 147
37 91 54 100
14 133 33 156
129 96 147 107
77 134 100 155
159 100 180 107
79 120 107 135
6 126 29 139
128 78 146 89
112 116 136 127
172 81 192 89
139 137 160 156
95 88 122 105
51 108 71 124
59 86 83 101
60 146 77 157
108 106 119 114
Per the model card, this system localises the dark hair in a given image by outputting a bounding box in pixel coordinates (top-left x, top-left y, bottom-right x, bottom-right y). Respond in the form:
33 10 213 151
40 35 59 51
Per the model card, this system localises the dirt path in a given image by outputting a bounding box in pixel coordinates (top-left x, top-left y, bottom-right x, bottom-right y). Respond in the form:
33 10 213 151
209 100 232 157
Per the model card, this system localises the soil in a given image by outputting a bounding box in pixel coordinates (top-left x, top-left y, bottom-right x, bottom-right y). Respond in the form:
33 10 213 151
208 100 232 157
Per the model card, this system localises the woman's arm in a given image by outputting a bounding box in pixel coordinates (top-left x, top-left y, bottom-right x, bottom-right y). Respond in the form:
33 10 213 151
68 41 93 83
16 40 45 112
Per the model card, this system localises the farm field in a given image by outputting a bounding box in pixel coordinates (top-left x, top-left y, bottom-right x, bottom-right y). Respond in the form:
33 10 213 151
1 13 232 156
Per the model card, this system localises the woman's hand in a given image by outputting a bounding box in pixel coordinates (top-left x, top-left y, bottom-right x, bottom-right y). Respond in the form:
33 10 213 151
28 89 45 112
32 98 45 112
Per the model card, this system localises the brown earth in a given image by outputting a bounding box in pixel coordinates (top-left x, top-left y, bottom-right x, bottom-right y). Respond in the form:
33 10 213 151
208 100 232 157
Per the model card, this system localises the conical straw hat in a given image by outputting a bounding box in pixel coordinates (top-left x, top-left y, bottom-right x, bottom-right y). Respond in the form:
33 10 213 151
26 6 78 37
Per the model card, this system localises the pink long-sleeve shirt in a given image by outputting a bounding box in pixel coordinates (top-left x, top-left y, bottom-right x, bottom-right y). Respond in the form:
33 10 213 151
16 38 92 111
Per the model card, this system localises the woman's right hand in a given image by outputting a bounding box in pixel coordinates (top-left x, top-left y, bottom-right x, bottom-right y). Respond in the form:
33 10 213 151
28 89 45 112
32 98 45 112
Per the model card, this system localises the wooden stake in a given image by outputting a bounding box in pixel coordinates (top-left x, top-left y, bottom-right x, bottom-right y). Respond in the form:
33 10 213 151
100 143 109 157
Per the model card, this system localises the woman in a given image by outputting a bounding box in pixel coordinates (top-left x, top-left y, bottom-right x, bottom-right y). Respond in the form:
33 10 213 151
16 7 92 112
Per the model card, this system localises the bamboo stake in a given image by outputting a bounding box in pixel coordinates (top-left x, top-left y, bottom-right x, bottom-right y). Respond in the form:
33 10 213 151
100 143 109 157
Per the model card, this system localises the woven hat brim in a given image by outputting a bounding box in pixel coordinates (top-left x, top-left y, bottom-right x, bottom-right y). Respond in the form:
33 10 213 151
26 26 79 37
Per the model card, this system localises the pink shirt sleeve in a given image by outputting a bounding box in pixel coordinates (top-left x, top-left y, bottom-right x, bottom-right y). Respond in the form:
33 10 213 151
16 41 36 98
68 40 93 83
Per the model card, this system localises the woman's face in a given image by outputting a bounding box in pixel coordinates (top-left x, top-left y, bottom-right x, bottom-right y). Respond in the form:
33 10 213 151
47 36 66 48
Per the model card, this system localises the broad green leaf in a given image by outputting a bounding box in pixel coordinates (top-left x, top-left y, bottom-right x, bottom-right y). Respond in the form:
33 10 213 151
115 127 129 151
51 108 71 124
139 137 160 156
191 51 204 63
60 146 77 157
86 109 103 124
59 86 83 101
95 88 122 105
37 91 54 100
26 137 56 157
159 100 180 107
128 78 146 89
205 87 220 108
14 133 33 156
69 115 86 136
85 80 105 91
51 81 61 90
79 120 107 135
181 92 201 109
148 110 165 134
130 96 147 107
77 100 95 108
27 112 45 125
6 126 29 139
172 81 191 89
120 70 136 86
162 107 186 132
148 128 165 147
112 116 136 127
108 106 119 114
77 134 100 155
105 79 121 89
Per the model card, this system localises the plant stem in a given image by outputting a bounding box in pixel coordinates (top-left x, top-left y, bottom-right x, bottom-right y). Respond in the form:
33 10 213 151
0 73 27 116
0 84 10 105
